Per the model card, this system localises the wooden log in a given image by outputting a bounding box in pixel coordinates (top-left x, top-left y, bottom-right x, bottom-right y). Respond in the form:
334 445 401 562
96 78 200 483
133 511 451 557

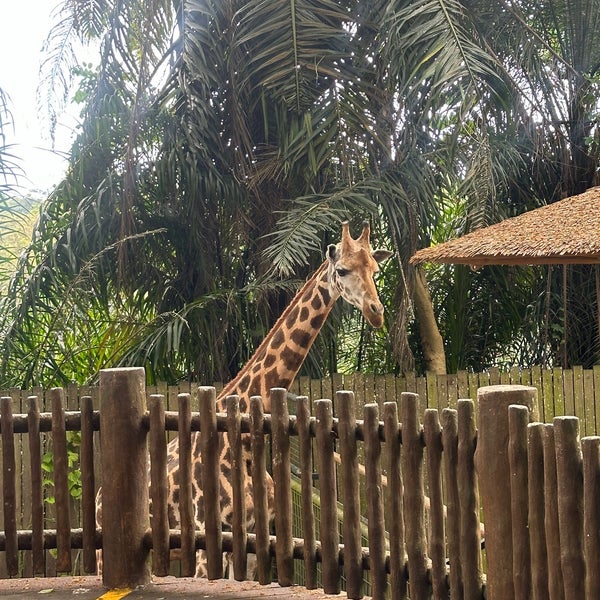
27 396 44 575
1 396 18 576
508 405 531 600
457 400 482 600
198 386 222 580
364 403 387 600
582 436 600 599
50 388 71 573
527 423 549 600
178 393 196 576
99 367 150 588
383 401 407 600
80 395 97 574
148 394 170 576
336 390 363 599
270 388 294 586
296 396 317 589
423 409 448 599
474 385 537 600
542 424 565 600
314 399 340 594
250 396 271 584
227 395 247 581
554 416 585 600
442 408 462 599
400 392 429 600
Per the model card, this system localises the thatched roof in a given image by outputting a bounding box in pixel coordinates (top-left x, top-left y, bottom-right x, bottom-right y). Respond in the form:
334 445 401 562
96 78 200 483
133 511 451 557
410 186 600 266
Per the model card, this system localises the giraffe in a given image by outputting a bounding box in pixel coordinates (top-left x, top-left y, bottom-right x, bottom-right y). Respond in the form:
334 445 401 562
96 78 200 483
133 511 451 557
96 220 391 577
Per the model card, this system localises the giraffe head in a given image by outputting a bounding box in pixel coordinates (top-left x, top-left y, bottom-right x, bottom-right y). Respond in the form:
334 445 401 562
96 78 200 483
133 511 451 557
327 221 392 328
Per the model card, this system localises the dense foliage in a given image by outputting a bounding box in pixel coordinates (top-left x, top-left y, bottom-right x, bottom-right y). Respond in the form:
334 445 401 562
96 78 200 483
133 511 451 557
1 0 599 387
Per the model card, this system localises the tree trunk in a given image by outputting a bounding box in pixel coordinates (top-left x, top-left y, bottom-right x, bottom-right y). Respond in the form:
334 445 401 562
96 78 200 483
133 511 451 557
413 267 446 374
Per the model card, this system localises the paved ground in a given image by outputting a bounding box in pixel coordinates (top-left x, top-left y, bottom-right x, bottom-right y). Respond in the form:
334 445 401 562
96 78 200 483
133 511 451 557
0 576 362 599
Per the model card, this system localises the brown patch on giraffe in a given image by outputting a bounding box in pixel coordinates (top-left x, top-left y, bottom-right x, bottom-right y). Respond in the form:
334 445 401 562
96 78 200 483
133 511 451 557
252 363 262 373
311 295 323 311
280 346 304 371
299 306 310 321
285 306 300 329
263 367 280 391
238 374 251 394
318 284 332 305
291 329 311 348
271 329 285 349
264 353 276 368
310 313 325 329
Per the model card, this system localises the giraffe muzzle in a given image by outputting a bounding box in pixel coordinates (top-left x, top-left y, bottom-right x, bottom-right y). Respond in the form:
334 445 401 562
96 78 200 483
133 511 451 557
364 300 385 328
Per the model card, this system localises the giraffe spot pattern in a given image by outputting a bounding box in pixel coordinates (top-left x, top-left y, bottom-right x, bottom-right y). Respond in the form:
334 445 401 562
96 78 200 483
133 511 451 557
291 329 311 348
281 346 304 371
310 313 325 329
271 329 285 349
285 306 300 329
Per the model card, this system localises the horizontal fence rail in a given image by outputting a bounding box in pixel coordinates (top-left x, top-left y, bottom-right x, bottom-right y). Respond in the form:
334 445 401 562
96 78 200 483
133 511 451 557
1 368 600 599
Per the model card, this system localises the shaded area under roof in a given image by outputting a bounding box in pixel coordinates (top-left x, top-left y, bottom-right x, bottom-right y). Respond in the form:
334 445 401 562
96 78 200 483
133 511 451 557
410 187 600 266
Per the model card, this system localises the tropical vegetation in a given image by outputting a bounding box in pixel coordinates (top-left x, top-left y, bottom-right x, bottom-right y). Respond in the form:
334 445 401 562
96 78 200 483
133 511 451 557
1 0 599 388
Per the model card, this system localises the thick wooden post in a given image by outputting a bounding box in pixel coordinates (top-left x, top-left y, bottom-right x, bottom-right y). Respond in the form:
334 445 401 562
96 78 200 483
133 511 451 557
100 367 150 589
270 388 294 586
474 385 538 600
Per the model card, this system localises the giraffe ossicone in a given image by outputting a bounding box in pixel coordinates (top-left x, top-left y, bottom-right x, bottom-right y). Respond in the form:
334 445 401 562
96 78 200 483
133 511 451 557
96 220 391 578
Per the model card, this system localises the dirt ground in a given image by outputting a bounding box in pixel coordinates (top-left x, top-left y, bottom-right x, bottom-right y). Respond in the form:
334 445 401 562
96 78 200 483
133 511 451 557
0 576 364 599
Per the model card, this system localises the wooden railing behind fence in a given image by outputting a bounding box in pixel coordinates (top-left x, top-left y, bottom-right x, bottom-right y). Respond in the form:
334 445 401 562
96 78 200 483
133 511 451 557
1 369 600 599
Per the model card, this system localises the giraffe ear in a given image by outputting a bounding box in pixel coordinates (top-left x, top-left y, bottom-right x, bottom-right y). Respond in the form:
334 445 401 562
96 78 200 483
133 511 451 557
372 249 393 264
327 244 339 262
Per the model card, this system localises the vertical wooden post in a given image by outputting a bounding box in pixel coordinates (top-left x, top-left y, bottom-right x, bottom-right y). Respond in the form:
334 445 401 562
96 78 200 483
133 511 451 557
364 403 387 600
527 423 548 600
337 390 363 599
508 405 531 600
198 386 222 580
1 396 18 576
250 396 272 585
178 393 196 577
474 385 537 600
50 388 72 573
27 395 45 575
148 394 169 576
442 408 462 599
226 394 248 581
400 392 429 600
296 396 317 590
457 399 482 600
582 436 600 599
270 387 294 586
314 399 340 594
80 395 97 574
542 424 565 600
423 409 447 600
100 367 150 589
554 416 585 600
383 401 407 600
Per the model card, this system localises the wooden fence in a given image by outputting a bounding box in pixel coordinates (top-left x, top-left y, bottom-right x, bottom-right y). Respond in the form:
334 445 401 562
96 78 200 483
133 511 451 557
1 368 600 599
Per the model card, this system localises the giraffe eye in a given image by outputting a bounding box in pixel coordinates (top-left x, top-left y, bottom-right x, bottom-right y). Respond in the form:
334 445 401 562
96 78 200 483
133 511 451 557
336 268 350 277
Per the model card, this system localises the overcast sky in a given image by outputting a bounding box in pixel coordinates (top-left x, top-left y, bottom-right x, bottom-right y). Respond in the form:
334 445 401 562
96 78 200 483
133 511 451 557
1 0 75 195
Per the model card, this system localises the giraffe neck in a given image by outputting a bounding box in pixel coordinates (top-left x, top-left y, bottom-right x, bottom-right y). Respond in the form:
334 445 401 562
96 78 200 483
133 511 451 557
216 260 338 413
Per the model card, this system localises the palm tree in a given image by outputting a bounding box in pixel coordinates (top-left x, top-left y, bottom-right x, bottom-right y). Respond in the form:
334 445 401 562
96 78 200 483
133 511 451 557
4 0 599 388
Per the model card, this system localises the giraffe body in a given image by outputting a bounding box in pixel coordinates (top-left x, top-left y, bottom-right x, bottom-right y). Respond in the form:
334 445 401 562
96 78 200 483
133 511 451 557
96 221 391 578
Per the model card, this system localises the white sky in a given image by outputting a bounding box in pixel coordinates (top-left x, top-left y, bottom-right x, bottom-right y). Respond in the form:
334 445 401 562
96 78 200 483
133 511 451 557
0 0 77 196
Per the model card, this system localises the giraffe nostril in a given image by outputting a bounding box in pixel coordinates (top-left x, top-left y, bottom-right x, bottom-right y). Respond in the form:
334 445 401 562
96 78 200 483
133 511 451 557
370 302 383 315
